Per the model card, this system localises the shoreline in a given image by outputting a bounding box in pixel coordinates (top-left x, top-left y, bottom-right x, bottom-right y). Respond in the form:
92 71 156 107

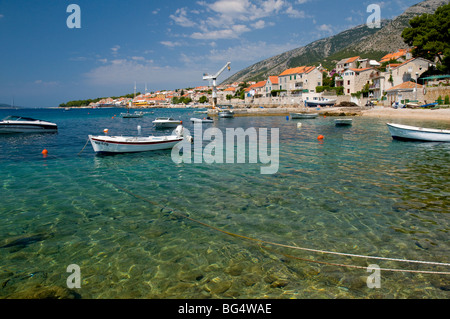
51 105 450 122
214 106 450 122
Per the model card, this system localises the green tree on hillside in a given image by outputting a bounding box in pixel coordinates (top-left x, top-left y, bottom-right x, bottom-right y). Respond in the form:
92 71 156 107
401 3 450 73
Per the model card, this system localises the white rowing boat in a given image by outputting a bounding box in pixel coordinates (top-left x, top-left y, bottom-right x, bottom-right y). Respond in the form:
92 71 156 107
386 123 450 142
89 125 191 153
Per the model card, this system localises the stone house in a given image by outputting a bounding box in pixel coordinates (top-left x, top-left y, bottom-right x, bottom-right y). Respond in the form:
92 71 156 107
278 66 322 94
342 68 375 95
264 76 279 97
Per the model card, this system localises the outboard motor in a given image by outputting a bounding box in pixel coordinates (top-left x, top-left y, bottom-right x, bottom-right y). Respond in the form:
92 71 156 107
175 125 184 138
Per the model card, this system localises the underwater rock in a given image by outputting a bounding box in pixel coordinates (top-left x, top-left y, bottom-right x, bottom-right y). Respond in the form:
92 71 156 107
204 277 232 295
4 285 81 299
0 233 52 251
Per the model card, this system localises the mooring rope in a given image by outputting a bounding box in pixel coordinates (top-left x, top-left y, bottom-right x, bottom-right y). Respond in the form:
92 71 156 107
77 138 90 156
113 184 450 275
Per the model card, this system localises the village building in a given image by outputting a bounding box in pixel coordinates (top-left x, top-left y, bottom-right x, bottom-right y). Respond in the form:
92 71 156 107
380 48 412 64
264 76 279 97
278 66 322 94
385 81 423 106
342 68 374 95
384 57 433 90
336 56 360 73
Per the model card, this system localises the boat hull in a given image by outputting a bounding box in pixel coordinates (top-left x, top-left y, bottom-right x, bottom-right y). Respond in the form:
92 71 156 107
290 113 318 119
89 135 184 153
153 122 182 128
0 117 58 134
218 111 234 118
387 123 450 142
190 118 214 123
305 100 336 107
335 119 353 126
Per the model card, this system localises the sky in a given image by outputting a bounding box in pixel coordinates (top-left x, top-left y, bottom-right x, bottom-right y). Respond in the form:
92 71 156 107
0 0 422 107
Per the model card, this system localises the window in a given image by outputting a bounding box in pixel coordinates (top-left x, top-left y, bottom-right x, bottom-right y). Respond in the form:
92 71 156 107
347 80 350 85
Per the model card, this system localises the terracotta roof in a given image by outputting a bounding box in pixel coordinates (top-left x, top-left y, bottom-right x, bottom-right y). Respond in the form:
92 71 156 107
348 67 373 73
268 76 279 84
380 49 411 62
245 81 267 92
279 66 315 76
386 81 423 91
224 87 236 92
346 56 360 63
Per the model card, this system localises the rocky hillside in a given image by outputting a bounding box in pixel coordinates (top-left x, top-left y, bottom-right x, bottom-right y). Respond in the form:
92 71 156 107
222 0 448 84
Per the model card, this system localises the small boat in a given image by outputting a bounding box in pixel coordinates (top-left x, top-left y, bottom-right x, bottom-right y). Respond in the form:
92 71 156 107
152 117 183 128
121 111 144 118
89 125 191 154
194 110 208 114
387 123 450 142
0 116 58 134
335 118 353 126
218 110 234 118
190 117 214 123
305 99 336 107
290 113 318 119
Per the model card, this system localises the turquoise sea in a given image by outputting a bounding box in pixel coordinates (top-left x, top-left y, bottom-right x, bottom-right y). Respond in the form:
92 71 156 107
0 107 449 299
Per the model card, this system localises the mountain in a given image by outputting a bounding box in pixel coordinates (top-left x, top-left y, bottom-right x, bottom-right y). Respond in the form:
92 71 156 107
222 0 448 84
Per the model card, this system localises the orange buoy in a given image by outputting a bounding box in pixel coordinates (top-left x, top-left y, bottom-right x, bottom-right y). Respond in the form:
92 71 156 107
41 149 48 155
104 129 109 134
318 135 324 140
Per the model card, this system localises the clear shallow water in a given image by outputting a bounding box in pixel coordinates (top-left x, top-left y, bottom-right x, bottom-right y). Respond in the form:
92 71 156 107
0 108 449 299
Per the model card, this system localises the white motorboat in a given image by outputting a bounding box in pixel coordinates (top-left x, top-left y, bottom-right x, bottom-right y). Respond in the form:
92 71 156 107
218 110 234 118
89 125 191 154
0 116 58 134
387 123 450 142
121 111 144 118
305 99 336 107
152 117 183 128
190 117 214 123
290 113 318 119
335 118 353 126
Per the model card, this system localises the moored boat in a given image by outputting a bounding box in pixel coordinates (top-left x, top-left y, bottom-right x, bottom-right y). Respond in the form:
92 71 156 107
218 110 234 118
335 118 353 126
0 116 58 134
152 117 183 128
121 111 144 118
89 125 191 153
290 113 318 119
386 123 450 142
305 99 336 107
190 117 214 123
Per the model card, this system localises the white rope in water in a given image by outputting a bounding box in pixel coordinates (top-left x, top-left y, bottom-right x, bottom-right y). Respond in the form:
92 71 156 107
114 184 450 275
261 241 450 267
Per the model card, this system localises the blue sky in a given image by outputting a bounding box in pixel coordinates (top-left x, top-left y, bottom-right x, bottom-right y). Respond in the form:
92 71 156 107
0 0 421 107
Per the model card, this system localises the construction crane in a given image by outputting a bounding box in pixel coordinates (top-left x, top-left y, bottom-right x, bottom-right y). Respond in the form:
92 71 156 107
203 62 231 108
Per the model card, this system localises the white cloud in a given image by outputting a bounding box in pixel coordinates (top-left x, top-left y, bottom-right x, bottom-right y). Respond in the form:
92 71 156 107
318 24 333 33
160 41 182 47
0 14 4 19
251 20 267 29
170 8 197 28
191 24 251 40
171 0 309 41
34 80 59 87
111 45 121 55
